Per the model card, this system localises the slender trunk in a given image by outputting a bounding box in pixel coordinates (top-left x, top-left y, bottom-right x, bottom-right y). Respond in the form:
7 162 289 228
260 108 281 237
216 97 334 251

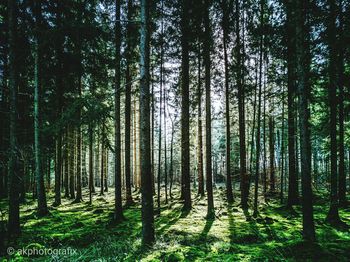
114 0 123 221
180 0 191 211
280 94 285 203
204 0 214 218
253 0 264 217
337 0 346 206
125 0 134 206
169 124 175 199
140 0 155 245
286 0 298 207
157 19 163 213
64 129 69 197
269 116 275 191
89 123 93 204
7 0 20 236
164 81 168 205
326 0 341 223
69 127 75 199
236 0 248 209
222 0 233 204
197 43 204 197
33 0 48 216
296 0 315 241
100 135 104 195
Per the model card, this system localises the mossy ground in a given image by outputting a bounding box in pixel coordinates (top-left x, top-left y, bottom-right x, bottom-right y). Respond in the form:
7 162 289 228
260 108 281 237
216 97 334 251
1 187 350 261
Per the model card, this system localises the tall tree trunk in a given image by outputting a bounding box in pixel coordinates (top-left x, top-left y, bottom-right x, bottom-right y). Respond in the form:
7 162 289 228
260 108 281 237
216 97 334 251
296 0 316 241
33 0 48 216
337 0 346 206
157 18 163 213
197 44 204 197
89 123 93 204
235 0 248 209
53 0 63 207
100 133 104 195
326 0 341 223
180 0 191 211
140 0 155 245
204 0 214 218
7 0 20 236
74 1 83 203
253 0 264 217
114 0 123 221
169 122 175 199
280 93 285 203
124 0 134 206
64 129 69 197
286 0 298 207
69 127 75 199
222 0 233 204
164 80 168 205
269 116 275 191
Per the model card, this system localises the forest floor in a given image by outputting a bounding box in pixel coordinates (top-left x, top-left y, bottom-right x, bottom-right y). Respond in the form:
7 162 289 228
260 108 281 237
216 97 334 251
1 186 350 261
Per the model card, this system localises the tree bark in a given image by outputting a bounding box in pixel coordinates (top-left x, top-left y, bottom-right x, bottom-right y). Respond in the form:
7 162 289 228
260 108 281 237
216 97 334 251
296 0 316 241
326 0 341 223
33 0 48 216
124 0 134 206
204 0 214 218
286 0 298 207
235 0 248 209
7 0 20 236
222 0 233 204
140 0 155 245
114 0 123 221
180 0 191 211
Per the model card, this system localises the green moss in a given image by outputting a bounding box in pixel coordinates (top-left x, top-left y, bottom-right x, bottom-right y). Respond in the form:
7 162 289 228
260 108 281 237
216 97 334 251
1 188 349 261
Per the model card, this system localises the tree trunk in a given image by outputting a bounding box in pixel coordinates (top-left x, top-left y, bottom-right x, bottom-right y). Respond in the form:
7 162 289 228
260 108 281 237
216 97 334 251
33 0 48 217
337 1 346 206
69 126 75 199
124 0 134 206
180 0 191 211
7 0 20 236
64 129 69 197
89 123 93 204
253 0 264 217
222 0 233 204
269 116 275 191
197 44 204 197
235 0 248 209
286 0 298 207
296 0 316 241
140 0 155 245
204 0 214 218
326 0 341 223
114 0 123 221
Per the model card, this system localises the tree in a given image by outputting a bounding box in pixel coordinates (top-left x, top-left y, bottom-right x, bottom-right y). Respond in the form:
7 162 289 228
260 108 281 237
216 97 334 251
124 0 135 206
286 0 299 207
326 0 341 224
140 0 155 246
204 0 214 218
114 0 123 222
180 0 191 211
7 0 20 236
222 0 233 204
295 0 315 242
33 0 48 216
53 0 64 207
253 0 264 217
337 0 346 206
235 0 248 209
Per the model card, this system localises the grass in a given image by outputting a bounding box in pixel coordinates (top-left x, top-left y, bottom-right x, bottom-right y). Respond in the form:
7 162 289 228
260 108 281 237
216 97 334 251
0 186 350 261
